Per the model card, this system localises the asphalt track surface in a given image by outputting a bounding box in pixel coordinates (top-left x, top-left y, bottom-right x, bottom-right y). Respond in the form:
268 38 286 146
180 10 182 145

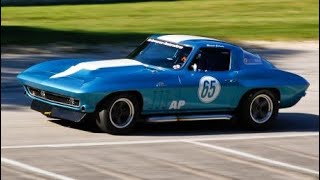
1 41 319 179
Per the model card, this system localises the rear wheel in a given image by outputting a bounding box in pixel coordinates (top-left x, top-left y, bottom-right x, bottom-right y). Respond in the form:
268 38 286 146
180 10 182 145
96 94 140 134
238 90 279 130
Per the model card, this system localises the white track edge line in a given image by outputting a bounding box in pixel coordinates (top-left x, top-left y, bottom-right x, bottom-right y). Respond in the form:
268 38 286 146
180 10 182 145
1 132 318 149
1 157 75 180
183 140 319 176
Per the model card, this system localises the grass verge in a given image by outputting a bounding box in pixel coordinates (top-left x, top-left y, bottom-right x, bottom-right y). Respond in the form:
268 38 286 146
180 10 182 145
1 0 319 45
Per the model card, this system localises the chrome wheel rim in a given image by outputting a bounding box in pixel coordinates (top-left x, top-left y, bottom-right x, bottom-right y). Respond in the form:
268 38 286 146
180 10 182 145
249 94 273 124
109 98 134 128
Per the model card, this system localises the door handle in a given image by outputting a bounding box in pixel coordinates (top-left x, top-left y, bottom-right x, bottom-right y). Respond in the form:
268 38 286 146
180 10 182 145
156 82 167 87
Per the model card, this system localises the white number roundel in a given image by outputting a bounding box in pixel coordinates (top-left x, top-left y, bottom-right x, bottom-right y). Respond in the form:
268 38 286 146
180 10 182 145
198 76 221 103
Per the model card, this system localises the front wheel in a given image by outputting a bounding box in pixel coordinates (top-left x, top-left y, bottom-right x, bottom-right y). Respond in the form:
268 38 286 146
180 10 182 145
96 94 140 134
238 90 279 130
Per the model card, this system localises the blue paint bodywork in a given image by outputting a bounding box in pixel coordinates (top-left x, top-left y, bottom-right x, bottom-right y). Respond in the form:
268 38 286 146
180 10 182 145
17 35 309 118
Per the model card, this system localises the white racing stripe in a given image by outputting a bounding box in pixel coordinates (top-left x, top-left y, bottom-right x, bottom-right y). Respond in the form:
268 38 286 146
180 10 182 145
184 141 319 176
1 132 318 149
50 59 143 78
158 35 216 43
1 157 75 180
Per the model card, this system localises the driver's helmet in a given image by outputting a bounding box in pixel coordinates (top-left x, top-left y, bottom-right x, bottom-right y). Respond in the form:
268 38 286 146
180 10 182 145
181 55 187 62
180 52 190 63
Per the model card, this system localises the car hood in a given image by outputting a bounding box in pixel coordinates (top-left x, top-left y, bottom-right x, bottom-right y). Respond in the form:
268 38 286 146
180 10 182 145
17 58 171 92
23 58 163 78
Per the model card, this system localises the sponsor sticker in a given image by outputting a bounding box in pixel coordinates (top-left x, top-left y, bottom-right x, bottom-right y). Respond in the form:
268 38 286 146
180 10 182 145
206 44 224 48
147 38 183 49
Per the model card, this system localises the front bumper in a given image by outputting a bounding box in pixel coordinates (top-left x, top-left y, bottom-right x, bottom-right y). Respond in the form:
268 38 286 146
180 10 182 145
23 85 105 113
31 100 87 122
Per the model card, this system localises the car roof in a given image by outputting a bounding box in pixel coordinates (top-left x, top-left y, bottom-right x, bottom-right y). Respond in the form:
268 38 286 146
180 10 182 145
151 34 239 49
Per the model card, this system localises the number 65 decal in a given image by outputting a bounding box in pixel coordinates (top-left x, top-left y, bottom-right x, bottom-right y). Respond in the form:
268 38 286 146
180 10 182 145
198 76 221 103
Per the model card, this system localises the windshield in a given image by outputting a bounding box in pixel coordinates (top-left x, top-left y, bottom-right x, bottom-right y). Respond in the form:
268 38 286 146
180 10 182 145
127 38 192 69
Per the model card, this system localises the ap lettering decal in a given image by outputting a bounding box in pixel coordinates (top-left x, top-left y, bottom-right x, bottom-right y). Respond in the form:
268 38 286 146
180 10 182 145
198 76 221 103
169 100 186 110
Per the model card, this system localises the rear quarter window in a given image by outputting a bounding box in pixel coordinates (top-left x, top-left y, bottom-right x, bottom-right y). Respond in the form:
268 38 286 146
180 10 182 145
243 50 263 65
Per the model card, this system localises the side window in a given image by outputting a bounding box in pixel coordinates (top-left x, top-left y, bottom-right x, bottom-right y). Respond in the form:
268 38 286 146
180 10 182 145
189 47 231 71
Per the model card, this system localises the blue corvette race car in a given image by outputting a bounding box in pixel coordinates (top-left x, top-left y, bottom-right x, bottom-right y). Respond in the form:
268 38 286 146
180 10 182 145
17 35 309 134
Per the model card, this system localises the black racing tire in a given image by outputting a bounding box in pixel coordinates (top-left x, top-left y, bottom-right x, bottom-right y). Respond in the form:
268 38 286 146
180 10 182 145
96 94 141 135
238 90 279 130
